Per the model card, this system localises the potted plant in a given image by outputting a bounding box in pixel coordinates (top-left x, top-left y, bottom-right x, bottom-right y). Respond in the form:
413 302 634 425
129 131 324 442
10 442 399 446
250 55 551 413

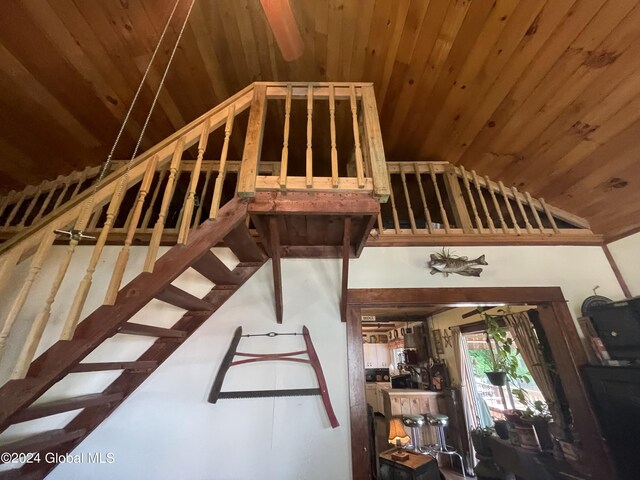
493 419 509 440
482 311 529 387
513 388 554 451
470 426 495 457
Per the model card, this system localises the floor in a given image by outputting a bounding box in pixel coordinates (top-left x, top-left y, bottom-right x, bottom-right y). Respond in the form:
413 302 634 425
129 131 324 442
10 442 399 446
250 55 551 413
374 416 470 479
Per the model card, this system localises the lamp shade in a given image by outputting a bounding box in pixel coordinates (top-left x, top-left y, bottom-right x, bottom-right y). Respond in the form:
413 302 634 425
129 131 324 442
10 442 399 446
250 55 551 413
388 418 410 446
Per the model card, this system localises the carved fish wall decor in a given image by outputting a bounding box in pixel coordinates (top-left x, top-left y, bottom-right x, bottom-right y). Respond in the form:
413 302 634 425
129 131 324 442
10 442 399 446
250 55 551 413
429 249 488 277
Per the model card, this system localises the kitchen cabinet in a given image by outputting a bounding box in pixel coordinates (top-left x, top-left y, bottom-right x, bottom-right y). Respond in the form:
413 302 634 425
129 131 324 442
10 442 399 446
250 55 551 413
365 382 392 414
363 343 391 368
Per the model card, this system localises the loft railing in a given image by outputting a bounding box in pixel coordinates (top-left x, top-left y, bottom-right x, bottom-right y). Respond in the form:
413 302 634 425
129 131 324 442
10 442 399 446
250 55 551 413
0 82 388 381
374 162 595 244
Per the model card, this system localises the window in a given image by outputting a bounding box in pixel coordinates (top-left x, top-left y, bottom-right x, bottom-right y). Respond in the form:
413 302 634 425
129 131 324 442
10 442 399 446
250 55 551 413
465 331 543 419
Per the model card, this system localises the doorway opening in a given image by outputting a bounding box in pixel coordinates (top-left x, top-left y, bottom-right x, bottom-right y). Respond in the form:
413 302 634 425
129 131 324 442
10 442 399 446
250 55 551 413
345 287 615 480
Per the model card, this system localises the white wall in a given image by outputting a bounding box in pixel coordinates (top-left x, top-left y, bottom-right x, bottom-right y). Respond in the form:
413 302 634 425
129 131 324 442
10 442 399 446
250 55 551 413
608 231 640 296
0 244 626 479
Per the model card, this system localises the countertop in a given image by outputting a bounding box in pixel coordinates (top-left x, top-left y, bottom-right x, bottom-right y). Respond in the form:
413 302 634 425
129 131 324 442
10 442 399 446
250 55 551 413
384 389 444 395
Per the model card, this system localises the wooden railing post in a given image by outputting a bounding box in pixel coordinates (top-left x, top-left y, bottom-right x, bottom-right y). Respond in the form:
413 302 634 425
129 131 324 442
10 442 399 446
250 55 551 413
237 84 267 197
443 164 473 233
279 84 292 189
361 85 389 202
210 106 236 219
350 85 365 189
306 85 314 188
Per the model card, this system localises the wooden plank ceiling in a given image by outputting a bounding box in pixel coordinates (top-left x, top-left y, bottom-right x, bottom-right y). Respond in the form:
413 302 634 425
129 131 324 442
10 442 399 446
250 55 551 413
0 0 639 238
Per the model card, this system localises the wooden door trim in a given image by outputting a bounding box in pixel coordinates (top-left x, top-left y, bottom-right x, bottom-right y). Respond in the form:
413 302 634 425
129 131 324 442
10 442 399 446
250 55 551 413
345 287 616 480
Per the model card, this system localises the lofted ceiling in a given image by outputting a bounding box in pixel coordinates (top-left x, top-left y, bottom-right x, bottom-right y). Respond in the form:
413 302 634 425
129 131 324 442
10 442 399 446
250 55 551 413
0 0 639 238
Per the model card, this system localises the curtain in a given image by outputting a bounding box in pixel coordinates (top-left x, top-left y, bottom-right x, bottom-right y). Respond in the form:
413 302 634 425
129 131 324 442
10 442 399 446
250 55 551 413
504 311 561 423
452 327 491 474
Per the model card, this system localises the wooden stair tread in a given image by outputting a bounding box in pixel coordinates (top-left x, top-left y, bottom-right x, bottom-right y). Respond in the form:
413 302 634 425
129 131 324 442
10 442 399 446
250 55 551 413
191 251 240 285
224 224 266 262
118 323 187 338
70 361 158 373
155 284 214 311
11 393 124 424
0 429 86 458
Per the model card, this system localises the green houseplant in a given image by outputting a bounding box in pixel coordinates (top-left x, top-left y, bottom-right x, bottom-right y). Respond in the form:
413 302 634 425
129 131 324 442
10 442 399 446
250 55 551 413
512 388 554 451
482 311 530 387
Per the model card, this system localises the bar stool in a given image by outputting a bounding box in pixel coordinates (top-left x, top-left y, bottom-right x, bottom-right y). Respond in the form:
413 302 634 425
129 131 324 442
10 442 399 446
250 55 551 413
425 413 466 479
402 414 425 454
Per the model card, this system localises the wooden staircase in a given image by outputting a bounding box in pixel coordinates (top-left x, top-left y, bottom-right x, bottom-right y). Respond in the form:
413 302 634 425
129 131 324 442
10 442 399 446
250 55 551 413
0 197 266 479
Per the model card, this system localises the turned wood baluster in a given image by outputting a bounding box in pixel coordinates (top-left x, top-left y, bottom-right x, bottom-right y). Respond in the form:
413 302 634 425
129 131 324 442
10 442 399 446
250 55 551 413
0 190 16 220
0 231 55 362
17 183 44 228
210 106 235 219
32 177 63 224
51 175 73 211
414 163 434 234
485 175 508 234
388 171 400 234
428 163 450 233
0 244 23 297
306 85 313 188
350 85 365 188
193 161 214 227
460 166 483 234
61 174 130 340
3 190 27 228
511 186 534 234
68 167 91 202
525 191 545 233
329 84 339 188
540 198 560 234
178 120 211 244
142 167 167 229
472 170 496 234
400 167 416 234
280 84 292 189
498 181 521 235
104 155 160 305
145 137 184 272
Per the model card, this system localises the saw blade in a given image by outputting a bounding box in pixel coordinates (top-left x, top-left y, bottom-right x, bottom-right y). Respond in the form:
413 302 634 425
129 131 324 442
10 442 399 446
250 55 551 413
217 388 321 399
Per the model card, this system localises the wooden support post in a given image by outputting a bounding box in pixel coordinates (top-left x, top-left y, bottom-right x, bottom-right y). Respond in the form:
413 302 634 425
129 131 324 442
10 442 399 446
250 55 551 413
329 84 339 188
361 85 389 201
341 217 351 322
525 191 545 233
105 155 159 304
306 85 314 188
443 164 473 233
178 119 210 244
486 175 508 234
4 191 26 228
399 167 417 234
499 181 521 234
511 186 534 234
428 163 450 233
145 137 185 272
414 163 433 234
269 216 283 323
540 198 560 234
280 84 292 189
0 244 24 297
52 176 72 212
238 85 267 197
211 106 236 219
460 166 483 233
350 85 365 189
472 170 496 233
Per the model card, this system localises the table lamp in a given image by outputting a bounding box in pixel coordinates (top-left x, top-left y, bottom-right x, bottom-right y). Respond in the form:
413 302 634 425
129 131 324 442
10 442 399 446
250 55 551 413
388 417 410 461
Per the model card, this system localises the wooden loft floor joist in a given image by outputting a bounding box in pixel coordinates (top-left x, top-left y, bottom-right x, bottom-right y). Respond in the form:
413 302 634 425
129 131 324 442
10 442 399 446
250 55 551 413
248 191 379 323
